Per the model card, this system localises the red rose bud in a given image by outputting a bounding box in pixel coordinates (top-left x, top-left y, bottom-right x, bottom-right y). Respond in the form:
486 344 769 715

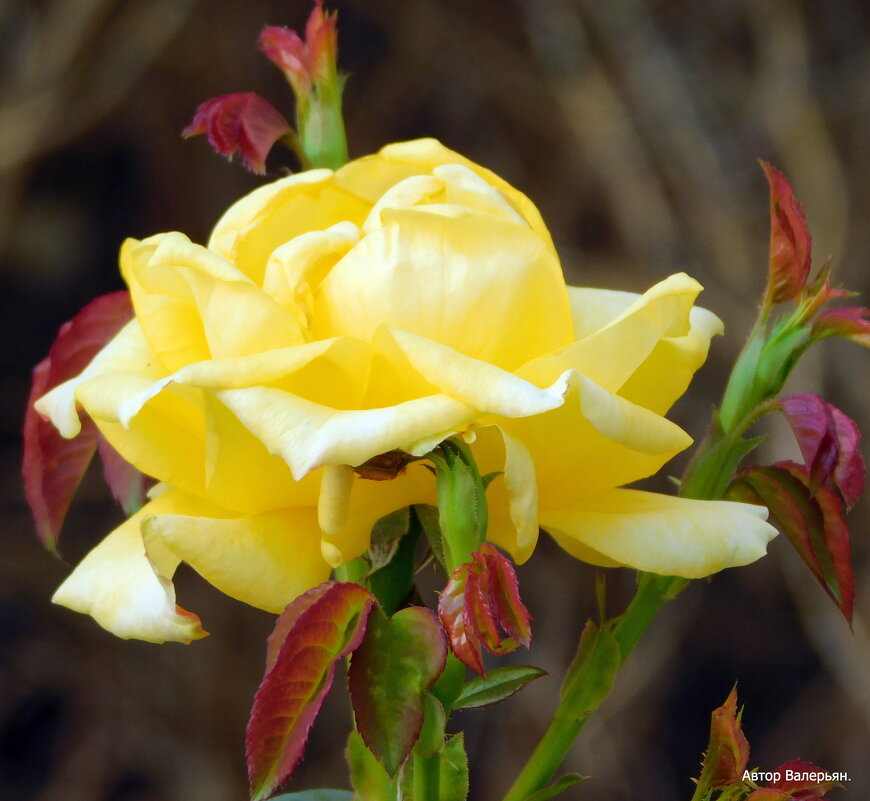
705 686 751 787
182 93 291 174
746 760 839 800
812 305 870 348
438 544 532 676
761 161 812 305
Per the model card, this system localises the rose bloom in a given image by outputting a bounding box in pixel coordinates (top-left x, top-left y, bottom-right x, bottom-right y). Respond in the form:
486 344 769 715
37 139 775 643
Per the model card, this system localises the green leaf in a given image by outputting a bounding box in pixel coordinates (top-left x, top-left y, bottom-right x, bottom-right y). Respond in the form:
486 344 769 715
348 607 447 774
368 507 411 572
431 653 467 713
346 731 396 801
271 792 354 801
439 734 469 801
523 773 587 801
454 666 548 710
560 621 621 720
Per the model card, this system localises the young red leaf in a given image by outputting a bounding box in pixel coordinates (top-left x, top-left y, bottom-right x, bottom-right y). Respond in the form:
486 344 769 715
727 462 854 623
829 405 865 508
438 545 533 676
778 394 839 492
811 305 870 347
706 686 751 787
348 606 447 775
478 544 532 647
183 93 291 174
246 582 374 801
769 759 838 798
760 161 812 304
22 291 133 554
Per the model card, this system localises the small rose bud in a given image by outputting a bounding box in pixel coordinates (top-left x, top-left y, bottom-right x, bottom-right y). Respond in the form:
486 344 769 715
438 544 532 676
183 93 291 174
760 161 813 306
706 685 751 787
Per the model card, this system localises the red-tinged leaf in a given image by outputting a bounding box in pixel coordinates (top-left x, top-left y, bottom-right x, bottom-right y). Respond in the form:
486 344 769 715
706 686 750 787
22 291 133 554
183 93 291 174
812 305 870 347
778 394 865 506
246 582 374 801
770 759 838 796
259 27 310 95
96 436 148 516
348 606 447 775
727 463 854 623
760 161 812 304
478 544 532 647
778 394 839 492
438 563 485 676
829 406 865 508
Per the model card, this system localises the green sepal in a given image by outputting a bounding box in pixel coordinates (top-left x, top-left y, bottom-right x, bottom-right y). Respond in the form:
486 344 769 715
438 734 470 801
426 437 488 573
560 620 621 720
415 504 447 571
454 665 548 710
523 774 587 801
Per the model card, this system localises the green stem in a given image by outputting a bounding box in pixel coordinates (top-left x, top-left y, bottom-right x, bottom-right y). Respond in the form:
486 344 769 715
412 749 440 801
502 573 685 801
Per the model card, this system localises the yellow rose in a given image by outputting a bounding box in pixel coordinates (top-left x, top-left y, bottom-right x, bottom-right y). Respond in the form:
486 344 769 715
37 139 775 643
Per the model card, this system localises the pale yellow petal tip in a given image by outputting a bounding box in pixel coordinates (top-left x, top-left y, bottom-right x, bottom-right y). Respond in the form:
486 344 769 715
321 540 344 568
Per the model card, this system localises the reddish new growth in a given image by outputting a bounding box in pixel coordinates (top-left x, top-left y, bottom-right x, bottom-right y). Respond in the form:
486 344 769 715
761 160 813 306
183 93 291 174
438 544 532 676
259 1 339 96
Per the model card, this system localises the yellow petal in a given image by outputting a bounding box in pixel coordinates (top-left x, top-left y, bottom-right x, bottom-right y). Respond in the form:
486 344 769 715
217 385 478 478
503 372 692 506
123 233 305 370
208 170 370 285
543 489 777 578
518 273 704 391
35 319 159 438
314 207 573 370
52 491 214 643
144 507 331 614
470 426 540 563
619 305 723 415
335 139 552 243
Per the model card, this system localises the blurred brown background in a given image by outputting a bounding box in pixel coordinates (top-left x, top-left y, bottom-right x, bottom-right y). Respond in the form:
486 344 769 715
2 1 869 799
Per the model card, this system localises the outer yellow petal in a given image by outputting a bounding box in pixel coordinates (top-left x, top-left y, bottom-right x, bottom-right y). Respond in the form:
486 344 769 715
470 426 540 564
144 507 331 614
503 372 692 506
35 319 159 438
314 207 573 370
518 273 704 391
52 491 214 643
217 385 478 478
208 170 370 285
543 489 777 578
619 305 724 415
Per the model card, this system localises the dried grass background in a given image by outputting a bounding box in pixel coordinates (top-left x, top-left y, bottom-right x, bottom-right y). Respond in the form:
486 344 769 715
1 1 869 800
